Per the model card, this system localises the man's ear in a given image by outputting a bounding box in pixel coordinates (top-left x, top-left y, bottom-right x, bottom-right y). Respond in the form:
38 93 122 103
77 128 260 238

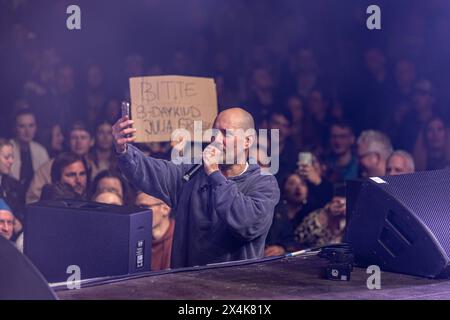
90 138 95 148
161 205 171 218
245 133 256 150
374 152 382 165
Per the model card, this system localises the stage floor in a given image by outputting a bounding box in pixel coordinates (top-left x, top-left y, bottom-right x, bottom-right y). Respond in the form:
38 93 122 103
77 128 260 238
56 255 450 300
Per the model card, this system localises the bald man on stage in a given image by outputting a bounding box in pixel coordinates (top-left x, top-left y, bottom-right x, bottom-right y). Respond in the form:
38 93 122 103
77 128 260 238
112 107 280 268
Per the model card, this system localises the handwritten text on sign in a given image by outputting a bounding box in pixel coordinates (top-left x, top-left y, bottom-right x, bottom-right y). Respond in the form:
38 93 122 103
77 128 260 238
130 75 218 142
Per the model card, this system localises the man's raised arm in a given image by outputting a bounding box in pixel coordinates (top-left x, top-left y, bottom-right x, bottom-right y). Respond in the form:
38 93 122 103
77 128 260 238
112 115 184 208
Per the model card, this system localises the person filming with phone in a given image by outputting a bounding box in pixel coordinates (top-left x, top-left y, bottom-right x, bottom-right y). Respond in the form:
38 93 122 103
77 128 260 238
297 152 333 208
112 107 280 268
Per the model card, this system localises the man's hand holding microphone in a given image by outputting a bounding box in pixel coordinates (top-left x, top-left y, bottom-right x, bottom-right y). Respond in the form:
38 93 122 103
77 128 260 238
202 142 222 176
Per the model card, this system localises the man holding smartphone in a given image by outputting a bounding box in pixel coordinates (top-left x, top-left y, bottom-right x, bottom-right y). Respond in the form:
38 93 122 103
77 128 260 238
112 107 280 268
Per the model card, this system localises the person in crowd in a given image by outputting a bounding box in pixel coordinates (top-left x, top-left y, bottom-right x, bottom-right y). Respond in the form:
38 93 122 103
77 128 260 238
398 79 437 151
40 152 89 201
329 98 346 123
101 97 122 125
90 120 117 178
31 64 82 130
294 195 346 249
0 138 25 235
413 116 450 171
382 99 412 149
357 47 391 131
215 74 241 110
0 197 24 252
121 53 145 98
386 150 415 175
135 192 175 271
290 48 321 100
357 130 393 177
265 172 319 256
92 190 123 206
297 152 333 208
306 88 330 150
82 63 107 128
10 109 49 191
325 121 358 183
53 64 82 125
38 123 65 158
91 170 128 205
244 67 277 127
125 53 145 78
0 198 15 242
266 109 298 185
113 107 280 268
26 121 95 203
284 95 315 151
391 58 416 103
22 46 60 104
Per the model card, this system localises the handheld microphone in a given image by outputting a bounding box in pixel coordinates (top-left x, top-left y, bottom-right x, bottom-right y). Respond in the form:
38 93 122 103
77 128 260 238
182 164 203 182
182 141 222 182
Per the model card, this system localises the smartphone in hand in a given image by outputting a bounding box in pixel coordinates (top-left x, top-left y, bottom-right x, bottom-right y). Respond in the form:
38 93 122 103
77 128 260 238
121 101 130 119
121 101 132 138
298 152 313 166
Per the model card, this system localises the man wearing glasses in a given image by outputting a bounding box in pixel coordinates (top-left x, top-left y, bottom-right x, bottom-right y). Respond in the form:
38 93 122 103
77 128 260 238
326 121 358 183
0 199 15 242
135 192 174 271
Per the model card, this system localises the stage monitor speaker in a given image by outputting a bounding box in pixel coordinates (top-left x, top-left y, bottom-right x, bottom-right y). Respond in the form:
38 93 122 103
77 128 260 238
346 169 450 278
0 236 57 300
24 200 152 283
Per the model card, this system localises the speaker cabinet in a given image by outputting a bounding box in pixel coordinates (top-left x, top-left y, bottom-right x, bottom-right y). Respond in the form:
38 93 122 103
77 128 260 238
24 200 152 283
346 170 450 278
0 237 56 299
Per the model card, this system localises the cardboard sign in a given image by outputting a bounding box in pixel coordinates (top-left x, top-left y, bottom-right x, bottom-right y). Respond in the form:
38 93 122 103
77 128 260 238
129 75 218 142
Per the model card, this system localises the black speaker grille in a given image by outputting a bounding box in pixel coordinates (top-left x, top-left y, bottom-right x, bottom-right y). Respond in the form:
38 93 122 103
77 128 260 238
377 170 450 257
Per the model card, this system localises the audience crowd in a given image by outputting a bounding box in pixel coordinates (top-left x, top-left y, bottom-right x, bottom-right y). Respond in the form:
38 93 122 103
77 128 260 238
1 0 449 269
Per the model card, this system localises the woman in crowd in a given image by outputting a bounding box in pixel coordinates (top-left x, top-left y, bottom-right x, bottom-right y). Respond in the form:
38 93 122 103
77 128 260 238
264 172 320 256
91 170 129 205
413 115 450 171
297 152 334 208
39 123 65 158
88 120 117 179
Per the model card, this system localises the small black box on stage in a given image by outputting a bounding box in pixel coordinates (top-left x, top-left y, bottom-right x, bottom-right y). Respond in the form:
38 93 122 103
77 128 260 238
24 200 152 283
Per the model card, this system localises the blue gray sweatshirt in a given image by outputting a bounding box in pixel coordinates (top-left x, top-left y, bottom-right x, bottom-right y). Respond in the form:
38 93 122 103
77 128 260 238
118 144 280 268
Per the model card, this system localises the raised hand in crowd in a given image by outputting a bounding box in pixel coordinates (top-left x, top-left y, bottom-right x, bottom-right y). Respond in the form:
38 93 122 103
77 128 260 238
297 163 322 186
112 116 137 154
